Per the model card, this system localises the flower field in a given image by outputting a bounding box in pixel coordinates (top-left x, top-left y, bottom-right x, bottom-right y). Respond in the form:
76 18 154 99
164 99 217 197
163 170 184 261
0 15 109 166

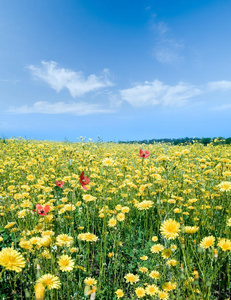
0 138 231 299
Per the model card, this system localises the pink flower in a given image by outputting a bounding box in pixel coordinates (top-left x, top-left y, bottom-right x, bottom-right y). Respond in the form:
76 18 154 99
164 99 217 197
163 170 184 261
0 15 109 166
56 180 64 188
34 204 50 216
139 149 150 158
79 171 90 190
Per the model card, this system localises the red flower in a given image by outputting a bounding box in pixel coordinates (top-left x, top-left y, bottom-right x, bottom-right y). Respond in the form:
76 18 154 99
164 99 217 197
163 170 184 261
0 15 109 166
34 204 50 216
79 171 90 190
56 180 64 188
139 149 150 158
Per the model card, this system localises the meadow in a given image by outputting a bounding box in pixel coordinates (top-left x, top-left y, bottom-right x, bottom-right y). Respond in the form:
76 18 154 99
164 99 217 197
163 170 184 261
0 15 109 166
0 138 230 300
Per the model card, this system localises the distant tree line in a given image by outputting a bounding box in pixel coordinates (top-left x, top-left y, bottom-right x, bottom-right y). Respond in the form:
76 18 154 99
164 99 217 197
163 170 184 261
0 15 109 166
118 137 231 145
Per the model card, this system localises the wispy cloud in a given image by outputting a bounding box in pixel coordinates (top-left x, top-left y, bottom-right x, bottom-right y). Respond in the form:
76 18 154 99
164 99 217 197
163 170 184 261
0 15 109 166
153 39 184 64
28 61 113 97
149 14 184 64
207 80 231 91
120 80 201 107
9 101 115 116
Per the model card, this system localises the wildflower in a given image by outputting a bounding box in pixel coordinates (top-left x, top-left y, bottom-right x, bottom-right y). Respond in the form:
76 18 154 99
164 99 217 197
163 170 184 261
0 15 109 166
184 226 199 234
139 149 150 158
78 232 98 242
35 283 45 300
83 194 96 202
162 281 177 291
56 234 74 247
152 236 158 242
124 273 139 284
218 181 231 192
136 200 153 210
149 270 161 279
102 157 114 166
160 219 180 240
108 218 117 227
217 238 231 251
37 274 61 290
161 248 172 259
115 289 124 298
159 290 169 299
200 236 215 249
56 180 64 188
151 244 164 253
0 248 26 272
227 218 231 227
117 213 125 221
166 259 178 267
34 204 50 216
135 287 146 298
79 171 90 190
4 222 16 229
58 255 75 272
84 277 97 286
139 266 149 274
146 284 159 295
140 255 148 260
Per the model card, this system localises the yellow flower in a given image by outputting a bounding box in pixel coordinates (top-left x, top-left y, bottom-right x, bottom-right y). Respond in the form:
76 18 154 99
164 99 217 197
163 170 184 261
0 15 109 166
200 236 215 249
0 248 26 272
37 274 61 290
115 289 124 298
218 181 231 192
83 194 97 202
151 244 164 253
149 270 161 279
160 219 180 240
78 232 98 242
108 217 117 227
35 283 45 300
139 267 148 273
140 255 148 260
56 234 74 247
84 277 97 286
136 200 153 210
117 213 125 221
124 273 139 284
4 222 16 229
161 248 172 259
227 218 231 227
102 157 114 166
217 238 231 251
166 259 178 267
159 290 169 299
0 237 3 242
162 281 177 291
58 255 75 272
184 226 199 234
121 206 130 213
145 284 159 296
152 236 158 242
135 287 146 298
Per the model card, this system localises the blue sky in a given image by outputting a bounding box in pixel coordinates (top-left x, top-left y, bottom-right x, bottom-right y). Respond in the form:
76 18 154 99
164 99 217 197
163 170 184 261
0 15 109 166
1 0 231 142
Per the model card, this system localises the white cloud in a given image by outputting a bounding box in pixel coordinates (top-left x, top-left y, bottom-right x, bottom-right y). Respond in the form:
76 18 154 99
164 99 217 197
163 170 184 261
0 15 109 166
207 81 231 91
28 61 113 97
153 39 184 64
152 21 169 35
120 80 201 108
8 101 114 116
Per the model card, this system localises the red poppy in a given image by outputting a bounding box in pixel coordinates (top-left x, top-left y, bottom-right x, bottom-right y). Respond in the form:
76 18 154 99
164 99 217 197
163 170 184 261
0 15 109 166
79 171 90 190
34 204 50 216
56 180 64 188
139 149 150 158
